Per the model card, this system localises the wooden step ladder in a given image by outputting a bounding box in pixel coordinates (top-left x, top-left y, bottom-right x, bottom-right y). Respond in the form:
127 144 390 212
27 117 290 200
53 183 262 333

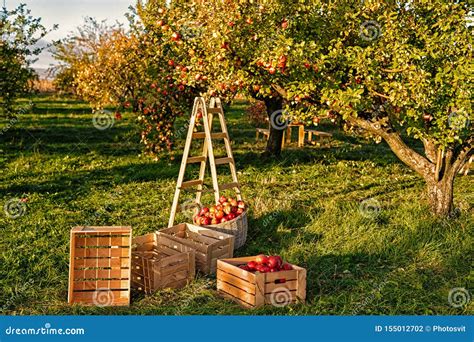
168 97 242 227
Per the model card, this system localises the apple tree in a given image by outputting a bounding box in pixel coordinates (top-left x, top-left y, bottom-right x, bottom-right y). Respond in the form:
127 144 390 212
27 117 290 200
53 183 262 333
263 0 473 217
0 4 51 115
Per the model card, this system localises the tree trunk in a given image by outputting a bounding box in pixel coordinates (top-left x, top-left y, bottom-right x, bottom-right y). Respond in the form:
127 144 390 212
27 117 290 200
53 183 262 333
426 177 455 217
263 96 284 157
346 116 472 218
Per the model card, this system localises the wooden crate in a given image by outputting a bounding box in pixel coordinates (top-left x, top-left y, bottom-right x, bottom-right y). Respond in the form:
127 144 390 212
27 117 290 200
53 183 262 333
217 256 306 308
131 233 195 294
157 223 234 274
68 226 132 306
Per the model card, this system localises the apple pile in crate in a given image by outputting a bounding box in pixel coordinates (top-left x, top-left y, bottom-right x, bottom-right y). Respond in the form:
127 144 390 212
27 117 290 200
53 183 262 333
239 254 292 273
193 196 246 226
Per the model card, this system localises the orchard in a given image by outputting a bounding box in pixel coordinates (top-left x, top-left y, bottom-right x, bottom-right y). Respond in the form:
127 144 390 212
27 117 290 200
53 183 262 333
0 0 472 317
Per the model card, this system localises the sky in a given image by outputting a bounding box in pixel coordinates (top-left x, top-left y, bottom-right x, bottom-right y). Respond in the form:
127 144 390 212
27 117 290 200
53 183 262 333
7 0 135 68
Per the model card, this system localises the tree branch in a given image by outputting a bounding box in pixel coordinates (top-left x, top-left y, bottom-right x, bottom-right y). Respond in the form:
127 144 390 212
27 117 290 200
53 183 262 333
347 116 435 177
451 137 473 176
422 138 437 163
370 90 390 99
271 83 287 98
381 68 405 73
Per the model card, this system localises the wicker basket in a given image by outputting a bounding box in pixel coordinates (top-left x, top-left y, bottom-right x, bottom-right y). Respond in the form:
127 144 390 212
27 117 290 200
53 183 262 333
204 209 248 249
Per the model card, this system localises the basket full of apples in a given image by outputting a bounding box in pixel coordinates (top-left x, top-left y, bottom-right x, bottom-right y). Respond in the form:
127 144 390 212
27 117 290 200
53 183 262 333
193 195 248 249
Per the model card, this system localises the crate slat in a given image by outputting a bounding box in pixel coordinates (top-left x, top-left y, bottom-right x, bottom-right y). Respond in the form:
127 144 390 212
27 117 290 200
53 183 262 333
217 269 256 295
217 280 256 306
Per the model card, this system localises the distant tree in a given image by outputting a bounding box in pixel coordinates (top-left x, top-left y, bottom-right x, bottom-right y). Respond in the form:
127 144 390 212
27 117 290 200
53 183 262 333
0 4 52 115
52 17 118 95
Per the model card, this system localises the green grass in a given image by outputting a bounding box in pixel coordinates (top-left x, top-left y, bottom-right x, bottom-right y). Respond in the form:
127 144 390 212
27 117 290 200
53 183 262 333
0 94 472 315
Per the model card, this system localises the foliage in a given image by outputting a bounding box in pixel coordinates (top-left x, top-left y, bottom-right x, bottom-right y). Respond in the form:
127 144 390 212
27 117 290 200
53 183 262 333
0 4 52 115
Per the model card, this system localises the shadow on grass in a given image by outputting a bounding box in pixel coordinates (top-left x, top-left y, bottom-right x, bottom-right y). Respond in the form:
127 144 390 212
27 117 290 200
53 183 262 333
0 161 179 198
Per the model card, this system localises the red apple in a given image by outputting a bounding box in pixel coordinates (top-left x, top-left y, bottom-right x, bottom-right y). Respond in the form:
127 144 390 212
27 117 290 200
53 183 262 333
282 263 293 270
268 256 282 269
281 19 289 29
211 217 220 225
268 67 276 75
239 265 250 271
275 255 283 265
216 210 224 219
168 60 175 67
229 199 238 207
220 217 228 223
223 205 232 215
247 261 257 270
237 201 246 209
171 32 181 41
236 207 244 215
199 207 209 216
226 213 235 220
423 113 432 121
219 196 227 204
255 254 269 265
203 217 211 225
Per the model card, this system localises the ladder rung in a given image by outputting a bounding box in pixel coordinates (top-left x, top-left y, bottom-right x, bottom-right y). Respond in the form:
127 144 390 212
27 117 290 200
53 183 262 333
187 156 206 164
207 107 222 113
211 132 228 139
180 179 203 189
215 157 234 165
184 187 215 194
219 182 240 191
192 132 228 139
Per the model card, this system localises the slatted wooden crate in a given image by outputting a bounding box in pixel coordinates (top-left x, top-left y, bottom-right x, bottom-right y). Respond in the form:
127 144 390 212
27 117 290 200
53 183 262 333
157 223 234 274
217 256 306 308
131 233 195 294
68 226 132 306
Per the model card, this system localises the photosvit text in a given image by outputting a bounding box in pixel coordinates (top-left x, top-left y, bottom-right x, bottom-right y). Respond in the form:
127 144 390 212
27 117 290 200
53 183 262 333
374 325 467 333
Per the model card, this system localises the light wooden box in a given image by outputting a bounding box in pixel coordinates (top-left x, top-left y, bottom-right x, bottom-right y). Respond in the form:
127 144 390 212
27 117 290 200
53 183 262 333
217 256 306 308
157 223 234 274
131 233 195 294
68 226 132 306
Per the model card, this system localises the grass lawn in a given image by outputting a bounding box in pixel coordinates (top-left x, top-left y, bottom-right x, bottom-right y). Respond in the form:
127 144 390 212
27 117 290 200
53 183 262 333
0 94 472 315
